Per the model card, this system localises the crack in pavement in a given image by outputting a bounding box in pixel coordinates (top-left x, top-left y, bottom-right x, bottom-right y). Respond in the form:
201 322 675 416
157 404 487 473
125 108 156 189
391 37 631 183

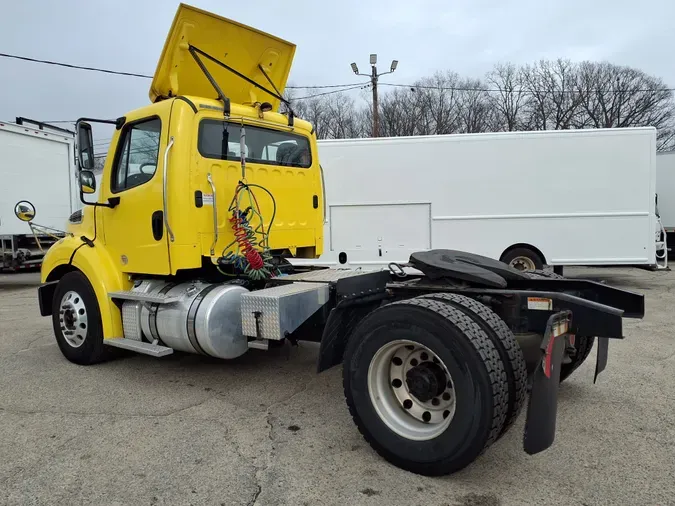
247 485 262 506
18 334 51 353
0 396 213 418
244 375 315 506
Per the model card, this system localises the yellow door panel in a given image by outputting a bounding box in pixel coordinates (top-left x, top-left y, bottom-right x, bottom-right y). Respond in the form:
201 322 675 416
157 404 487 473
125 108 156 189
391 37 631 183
101 114 171 274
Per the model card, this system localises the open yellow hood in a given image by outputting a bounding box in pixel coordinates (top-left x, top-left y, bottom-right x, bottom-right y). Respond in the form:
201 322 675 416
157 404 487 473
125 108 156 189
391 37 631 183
150 3 296 110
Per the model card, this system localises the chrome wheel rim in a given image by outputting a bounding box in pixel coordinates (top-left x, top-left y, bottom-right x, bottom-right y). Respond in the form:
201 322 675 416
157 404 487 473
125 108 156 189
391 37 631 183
509 256 536 271
59 291 88 348
367 339 456 441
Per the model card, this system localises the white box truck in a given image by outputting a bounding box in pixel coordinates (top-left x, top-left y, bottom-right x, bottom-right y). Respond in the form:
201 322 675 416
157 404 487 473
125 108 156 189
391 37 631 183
305 127 667 272
0 119 79 270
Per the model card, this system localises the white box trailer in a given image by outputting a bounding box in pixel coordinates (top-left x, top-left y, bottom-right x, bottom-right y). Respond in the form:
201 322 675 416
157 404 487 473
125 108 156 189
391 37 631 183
304 127 667 272
0 120 78 270
656 150 675 257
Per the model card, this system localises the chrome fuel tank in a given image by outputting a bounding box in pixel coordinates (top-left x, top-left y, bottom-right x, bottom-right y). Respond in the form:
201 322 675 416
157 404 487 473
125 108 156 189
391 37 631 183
131 281 249 359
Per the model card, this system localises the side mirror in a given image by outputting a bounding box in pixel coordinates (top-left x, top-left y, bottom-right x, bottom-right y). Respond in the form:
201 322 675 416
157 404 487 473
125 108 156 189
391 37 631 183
77 121 95 170
14 200 36 222
79 170 97 194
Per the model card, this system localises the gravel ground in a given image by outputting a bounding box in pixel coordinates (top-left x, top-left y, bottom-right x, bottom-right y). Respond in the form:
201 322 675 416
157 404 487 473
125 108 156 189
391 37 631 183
0 268 673 506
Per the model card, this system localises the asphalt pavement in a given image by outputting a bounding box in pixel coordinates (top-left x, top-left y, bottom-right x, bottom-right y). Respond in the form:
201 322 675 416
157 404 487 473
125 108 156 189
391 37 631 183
0 268 673 506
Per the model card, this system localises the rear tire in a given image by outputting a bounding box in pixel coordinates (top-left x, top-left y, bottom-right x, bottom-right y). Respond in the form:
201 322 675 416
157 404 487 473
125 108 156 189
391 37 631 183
343 298 508 476
560 335 595 382
527 269 564 280
416 293 527 439
52 271 110 365
501 247 544 272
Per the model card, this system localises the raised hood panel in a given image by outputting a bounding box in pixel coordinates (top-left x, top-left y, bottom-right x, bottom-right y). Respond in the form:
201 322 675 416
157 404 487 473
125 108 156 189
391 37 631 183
150 3 296 110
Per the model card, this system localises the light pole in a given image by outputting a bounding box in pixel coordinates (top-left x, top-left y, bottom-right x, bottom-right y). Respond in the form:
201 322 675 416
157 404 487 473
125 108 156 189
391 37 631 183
351 55 398 137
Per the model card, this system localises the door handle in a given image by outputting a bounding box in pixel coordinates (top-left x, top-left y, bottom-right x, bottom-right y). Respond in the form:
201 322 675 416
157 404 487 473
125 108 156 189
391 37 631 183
152 211 164 241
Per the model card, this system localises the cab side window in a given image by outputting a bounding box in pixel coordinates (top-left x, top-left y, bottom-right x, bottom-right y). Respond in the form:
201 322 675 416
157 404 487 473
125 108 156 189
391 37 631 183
111 118 162 193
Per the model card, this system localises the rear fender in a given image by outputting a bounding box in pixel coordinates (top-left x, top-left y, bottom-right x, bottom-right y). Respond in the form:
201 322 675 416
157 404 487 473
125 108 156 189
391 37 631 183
40 236 131 339
507 278 645 318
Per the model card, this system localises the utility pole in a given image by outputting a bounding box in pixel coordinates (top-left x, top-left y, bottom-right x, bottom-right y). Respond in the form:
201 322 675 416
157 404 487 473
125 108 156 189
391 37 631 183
351 55 398 137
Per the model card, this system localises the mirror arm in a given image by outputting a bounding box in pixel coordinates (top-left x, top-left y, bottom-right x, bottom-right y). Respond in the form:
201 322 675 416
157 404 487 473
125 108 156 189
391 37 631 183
79 192 119 209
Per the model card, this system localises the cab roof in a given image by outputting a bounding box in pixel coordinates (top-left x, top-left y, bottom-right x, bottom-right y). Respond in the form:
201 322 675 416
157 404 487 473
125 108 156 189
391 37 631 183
150 3 296 111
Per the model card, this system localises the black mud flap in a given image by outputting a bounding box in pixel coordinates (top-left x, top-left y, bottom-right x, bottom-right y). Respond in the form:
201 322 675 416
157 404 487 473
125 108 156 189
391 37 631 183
523 310 572 455
37 281 58 317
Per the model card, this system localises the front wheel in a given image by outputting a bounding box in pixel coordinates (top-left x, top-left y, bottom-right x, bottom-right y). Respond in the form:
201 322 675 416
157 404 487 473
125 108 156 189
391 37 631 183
51 271 110 365
343 298 508 476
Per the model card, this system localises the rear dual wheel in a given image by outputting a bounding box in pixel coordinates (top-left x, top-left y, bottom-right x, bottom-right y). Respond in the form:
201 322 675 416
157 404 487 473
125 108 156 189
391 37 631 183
343 296 522 476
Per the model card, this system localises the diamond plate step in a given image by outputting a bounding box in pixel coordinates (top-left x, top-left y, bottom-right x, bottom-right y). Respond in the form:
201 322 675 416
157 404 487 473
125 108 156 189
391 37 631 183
108 291 181 304
280 269 369 282
103 338 173 357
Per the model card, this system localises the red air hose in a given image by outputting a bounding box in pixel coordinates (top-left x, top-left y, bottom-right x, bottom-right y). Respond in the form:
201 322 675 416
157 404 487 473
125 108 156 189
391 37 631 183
230 214 264 270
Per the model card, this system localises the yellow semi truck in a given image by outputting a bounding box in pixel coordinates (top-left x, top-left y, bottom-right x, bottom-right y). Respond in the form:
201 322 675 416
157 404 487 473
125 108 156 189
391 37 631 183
18 4 645 476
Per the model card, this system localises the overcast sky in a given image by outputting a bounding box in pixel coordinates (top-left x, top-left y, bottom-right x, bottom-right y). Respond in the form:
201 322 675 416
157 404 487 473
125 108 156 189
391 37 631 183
0 0 671 128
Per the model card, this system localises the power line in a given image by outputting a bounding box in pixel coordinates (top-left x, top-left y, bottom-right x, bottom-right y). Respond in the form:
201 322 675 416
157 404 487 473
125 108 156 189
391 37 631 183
379 82 675 93
0 53 153 79
0 52 366 90
293 84 370 100
5 51 672 95
288 83 366 89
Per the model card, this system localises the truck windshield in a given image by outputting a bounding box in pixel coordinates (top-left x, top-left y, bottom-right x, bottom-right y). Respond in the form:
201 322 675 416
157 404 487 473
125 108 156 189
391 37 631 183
198 119 311 168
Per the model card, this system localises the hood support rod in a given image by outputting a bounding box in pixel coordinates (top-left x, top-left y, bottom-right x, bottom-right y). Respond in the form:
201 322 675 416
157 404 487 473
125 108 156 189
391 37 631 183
188 45 294 126
188 46 231 117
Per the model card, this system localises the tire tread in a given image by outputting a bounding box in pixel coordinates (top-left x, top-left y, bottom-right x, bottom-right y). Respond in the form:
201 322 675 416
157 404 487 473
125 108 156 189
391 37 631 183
343 297 509 475
416 293 527 437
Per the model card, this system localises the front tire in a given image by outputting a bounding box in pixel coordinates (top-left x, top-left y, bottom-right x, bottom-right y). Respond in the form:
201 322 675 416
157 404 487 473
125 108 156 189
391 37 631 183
52 271 109 365
343 298 508 476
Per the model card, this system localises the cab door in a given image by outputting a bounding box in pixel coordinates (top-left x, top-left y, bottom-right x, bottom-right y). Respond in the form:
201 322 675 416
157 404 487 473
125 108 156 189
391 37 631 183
101 114 170 274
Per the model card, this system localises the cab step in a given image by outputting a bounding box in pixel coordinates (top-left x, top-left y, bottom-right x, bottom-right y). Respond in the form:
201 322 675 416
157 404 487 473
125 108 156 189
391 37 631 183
108 291 181 304
103 337 174 357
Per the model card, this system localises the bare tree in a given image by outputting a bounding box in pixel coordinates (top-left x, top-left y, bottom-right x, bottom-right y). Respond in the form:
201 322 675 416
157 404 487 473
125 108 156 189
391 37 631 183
282 59 675 149
456 79 494 133
486 63 526 131
575 61 675 148
414 72 461 134
521 59 582 130
379 87 424 137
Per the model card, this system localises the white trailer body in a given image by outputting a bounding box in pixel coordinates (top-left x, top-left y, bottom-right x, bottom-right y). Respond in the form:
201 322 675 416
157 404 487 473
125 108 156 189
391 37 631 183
656 151 675 236
0 121 77 269
304 127 666 271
